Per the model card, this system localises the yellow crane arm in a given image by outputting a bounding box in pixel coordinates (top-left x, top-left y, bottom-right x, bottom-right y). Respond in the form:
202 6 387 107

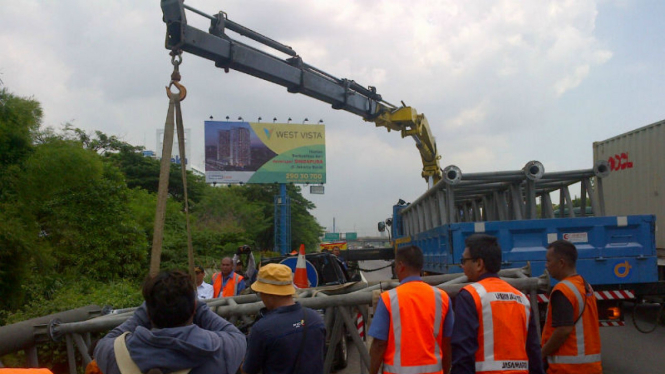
371 106 442 186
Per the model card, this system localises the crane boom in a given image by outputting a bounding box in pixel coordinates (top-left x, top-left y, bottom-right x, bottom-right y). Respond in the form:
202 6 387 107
161 0 442 185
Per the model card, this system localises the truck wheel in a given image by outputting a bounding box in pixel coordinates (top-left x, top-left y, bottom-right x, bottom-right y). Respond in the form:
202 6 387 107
334 328 349 370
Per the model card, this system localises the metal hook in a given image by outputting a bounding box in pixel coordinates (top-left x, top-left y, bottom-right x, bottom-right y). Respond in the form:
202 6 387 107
166 81 187 101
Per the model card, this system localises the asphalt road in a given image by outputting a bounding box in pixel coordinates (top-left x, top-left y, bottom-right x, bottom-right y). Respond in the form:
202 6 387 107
338 260 665 374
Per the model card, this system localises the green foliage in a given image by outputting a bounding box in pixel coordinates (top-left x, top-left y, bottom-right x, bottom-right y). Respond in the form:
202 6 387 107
1 277 143 372
16 139 105 211
0 93 323 325
0 88 42 196
0 204 42 310
236 184 324 252
6 277 143 324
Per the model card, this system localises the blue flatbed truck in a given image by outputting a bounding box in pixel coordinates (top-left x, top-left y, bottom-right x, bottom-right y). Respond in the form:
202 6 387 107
386 161 665 327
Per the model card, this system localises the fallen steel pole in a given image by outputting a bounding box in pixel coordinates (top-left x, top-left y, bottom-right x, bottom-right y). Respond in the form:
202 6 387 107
0 305 102 356
50 275 548 335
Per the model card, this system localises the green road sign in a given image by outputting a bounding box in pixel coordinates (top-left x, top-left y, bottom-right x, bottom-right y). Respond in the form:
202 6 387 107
323 232 340 241
345 232 357 240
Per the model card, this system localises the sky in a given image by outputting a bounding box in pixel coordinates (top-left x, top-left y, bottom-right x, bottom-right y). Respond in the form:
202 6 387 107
2 0 664 237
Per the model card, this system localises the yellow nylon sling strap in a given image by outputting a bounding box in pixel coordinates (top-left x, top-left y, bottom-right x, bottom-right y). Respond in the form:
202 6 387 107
149 52 195 278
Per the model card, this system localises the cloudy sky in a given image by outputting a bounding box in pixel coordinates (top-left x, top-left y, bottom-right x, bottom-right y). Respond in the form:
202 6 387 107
2 0 663 237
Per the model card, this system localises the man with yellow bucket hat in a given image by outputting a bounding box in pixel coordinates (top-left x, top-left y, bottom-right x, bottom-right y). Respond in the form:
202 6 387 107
242 264 326 374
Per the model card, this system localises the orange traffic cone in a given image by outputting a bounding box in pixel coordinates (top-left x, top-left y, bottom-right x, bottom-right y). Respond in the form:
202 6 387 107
294 244 309 288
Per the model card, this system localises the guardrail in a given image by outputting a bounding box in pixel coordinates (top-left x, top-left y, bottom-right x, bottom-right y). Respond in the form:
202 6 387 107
1 268 547 374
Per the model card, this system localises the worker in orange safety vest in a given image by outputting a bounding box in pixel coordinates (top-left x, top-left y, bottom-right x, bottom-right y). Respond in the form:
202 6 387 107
541 240 602 374
368 245 454 374
212 257 246 297
451 234 545 374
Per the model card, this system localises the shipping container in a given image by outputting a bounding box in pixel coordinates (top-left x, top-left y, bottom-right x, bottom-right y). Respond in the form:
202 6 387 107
593 119 665 249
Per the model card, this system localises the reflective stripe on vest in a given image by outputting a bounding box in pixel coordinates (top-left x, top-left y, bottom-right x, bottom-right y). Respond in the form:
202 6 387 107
468 281 531 373
382 284 446 374
548 280 601 365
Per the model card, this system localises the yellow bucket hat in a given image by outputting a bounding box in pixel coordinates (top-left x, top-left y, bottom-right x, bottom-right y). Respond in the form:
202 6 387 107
251 263 296 296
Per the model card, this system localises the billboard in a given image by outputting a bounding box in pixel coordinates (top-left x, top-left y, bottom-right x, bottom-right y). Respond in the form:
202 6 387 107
204 121 326 184
320 241 348 252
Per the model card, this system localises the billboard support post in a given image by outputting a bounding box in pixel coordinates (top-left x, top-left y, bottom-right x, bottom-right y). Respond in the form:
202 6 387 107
274 183 291 255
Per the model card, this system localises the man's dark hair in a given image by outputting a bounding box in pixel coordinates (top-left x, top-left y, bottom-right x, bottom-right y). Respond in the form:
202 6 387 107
395 245 424 271
547 240 578 266
465 234 502 273
142 270 196 328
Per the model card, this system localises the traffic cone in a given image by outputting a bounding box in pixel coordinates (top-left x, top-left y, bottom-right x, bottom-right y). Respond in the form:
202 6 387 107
294 244 309 288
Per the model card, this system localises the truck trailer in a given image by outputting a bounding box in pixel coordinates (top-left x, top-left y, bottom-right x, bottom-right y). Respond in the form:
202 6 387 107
593 119 665 280
386 160 664 326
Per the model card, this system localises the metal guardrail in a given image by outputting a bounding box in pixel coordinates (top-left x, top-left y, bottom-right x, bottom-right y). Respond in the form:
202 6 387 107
0 267 547 374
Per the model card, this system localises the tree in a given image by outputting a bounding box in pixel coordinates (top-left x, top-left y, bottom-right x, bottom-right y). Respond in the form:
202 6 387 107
14 139 148 281
0 88 42 197
0 89 44 310
237 184 324 252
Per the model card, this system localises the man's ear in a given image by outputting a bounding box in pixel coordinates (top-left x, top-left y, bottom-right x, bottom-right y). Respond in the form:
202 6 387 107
476 257 486 272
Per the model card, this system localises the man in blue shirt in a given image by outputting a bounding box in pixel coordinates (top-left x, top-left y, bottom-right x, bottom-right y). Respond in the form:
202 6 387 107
242 263 326 374
368 245 455 374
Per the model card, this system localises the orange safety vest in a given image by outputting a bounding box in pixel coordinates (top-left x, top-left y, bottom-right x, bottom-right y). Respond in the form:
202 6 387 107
541 275 602 374
381 280 450 374
212 272 244 298
463 277 531 373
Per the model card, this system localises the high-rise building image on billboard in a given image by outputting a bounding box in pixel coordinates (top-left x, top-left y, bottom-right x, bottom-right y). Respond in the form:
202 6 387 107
229 127 251 167
216 130 230 164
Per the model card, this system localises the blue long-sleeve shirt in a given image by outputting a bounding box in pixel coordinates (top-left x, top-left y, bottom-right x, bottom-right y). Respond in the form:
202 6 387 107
94 302 246 374
450 273 545 374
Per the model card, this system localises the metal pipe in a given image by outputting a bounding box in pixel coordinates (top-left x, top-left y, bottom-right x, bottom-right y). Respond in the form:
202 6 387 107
50 275 548 335
66 335 76 374
26 345 39 368
0 305 102 356
182 4 297 57
323 308 344 374
317 293 371 371
339 306 371 370
540 169 598 179
530 289 542 339
72 333 92 366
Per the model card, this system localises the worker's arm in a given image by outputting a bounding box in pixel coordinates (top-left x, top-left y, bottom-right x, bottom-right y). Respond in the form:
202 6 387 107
369 338 388 374
541 290 575 359
441 336 452 374
525 311 546 374
450 290 478 374
367 295 390 374
541 325 573 357
441 298 455 374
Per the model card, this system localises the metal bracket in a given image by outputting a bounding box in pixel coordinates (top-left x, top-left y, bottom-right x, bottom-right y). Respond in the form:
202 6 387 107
331 79 351 110
286 56 305 93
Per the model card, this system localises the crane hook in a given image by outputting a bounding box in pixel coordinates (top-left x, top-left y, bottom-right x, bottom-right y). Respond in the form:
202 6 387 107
166 81 187 101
